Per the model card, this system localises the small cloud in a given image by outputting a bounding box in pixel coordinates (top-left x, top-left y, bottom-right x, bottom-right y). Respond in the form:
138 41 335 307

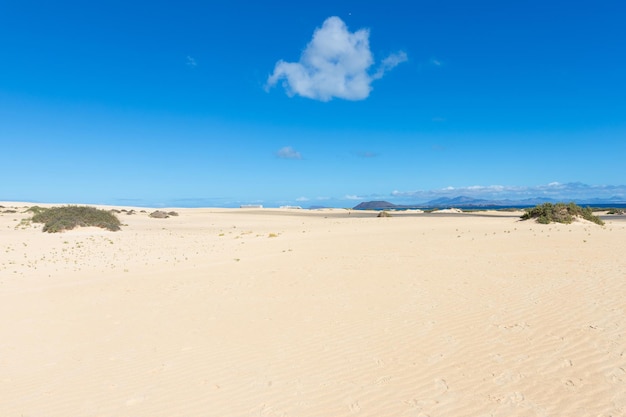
266 16 406 101
296 196 310 202
354 150 379 158
344 194 363 200
372 51 408 80
429 57 443 67
276 146 302 160
417 57 444 72
186 56 197 67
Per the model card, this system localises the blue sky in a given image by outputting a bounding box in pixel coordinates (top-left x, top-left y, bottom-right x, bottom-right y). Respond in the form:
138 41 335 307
1 1 625 207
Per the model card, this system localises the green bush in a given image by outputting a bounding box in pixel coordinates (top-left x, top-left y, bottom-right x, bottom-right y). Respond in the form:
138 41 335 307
521 202 604 226
24 206 48 215
31 206 122 233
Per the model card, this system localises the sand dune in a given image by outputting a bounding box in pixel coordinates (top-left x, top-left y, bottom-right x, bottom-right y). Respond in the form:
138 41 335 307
1 203 625 416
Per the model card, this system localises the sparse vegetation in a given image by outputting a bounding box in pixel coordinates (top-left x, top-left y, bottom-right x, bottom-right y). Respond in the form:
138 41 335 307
377 211 392 217
607 208 625 215
16 218 32 229
149 210 170 218
31 206 122 233
521 202 604 226
24 206 48 215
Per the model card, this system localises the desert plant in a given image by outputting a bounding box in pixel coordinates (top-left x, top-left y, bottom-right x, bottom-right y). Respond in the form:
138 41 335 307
521 202 604 226
24 206 48 215
149 210 170 218
31 206 121 233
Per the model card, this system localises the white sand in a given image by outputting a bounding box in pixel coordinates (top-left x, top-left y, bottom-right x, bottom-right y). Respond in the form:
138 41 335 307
1 203 625 416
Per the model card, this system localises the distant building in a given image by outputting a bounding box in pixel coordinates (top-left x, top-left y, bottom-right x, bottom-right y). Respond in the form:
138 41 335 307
240 204 263 209
279 205 302 209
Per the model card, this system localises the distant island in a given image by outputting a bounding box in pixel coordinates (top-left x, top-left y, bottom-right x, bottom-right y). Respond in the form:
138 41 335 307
352 196 626 210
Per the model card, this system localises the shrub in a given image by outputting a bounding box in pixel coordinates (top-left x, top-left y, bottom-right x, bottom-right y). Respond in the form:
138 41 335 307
521 202 604 226
149 210 170 218
24 206 48 215
31 206 122 233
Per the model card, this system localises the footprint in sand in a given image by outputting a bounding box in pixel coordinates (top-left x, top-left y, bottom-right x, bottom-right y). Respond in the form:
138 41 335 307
435 378 448 392
507 391 525 404
349 401 361 413
606 367 626 383
374 375 391 385
563 378 580 391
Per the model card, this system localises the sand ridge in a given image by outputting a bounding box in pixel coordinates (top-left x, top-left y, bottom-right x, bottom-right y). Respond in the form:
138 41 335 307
1 203 625 416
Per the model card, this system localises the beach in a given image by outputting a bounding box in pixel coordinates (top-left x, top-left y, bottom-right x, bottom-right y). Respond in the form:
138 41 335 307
1 203 625 416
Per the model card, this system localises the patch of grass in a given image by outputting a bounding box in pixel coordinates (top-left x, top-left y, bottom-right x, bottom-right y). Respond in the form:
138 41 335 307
24 206 48 215
15 218 32 229
31 206 122 233
606 208 625 215
521 202 604 226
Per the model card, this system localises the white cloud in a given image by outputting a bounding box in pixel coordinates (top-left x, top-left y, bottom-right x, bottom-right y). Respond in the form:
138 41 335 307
266 16 406 101
344 194 364 200
276 146 302 160
391 182 626 202
429 57 443 67
372 51 408 80
296 196 310 202
186 56 197 67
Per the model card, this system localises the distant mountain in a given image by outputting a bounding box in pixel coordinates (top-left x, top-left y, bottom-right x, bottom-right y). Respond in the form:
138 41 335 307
352 196 626 210
578 196 626 205
352 201 398 210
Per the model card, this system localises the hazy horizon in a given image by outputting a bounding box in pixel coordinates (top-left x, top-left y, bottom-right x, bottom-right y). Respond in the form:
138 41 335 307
4 180 626 209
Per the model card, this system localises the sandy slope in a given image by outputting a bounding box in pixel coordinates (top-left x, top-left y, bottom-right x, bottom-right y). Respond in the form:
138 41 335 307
1 203 625 417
